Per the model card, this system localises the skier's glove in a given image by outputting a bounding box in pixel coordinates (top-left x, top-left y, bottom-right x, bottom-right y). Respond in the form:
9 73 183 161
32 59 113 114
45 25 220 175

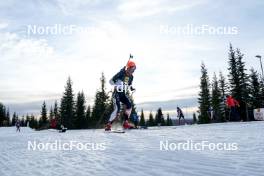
130 86 136 92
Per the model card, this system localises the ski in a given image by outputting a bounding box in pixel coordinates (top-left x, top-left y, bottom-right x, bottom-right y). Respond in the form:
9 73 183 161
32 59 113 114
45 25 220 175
105 129 125 133
47 129 67 133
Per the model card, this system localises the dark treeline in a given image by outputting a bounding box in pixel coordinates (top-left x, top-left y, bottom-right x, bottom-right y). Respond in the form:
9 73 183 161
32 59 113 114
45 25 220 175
0 74 173 129
139 108 173 127
0 102 34 127
198 44 264 123
0 103 10 126
35 74 110 130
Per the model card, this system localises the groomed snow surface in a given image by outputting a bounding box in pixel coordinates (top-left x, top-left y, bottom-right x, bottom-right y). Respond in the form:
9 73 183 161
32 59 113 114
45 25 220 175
1 121 264 176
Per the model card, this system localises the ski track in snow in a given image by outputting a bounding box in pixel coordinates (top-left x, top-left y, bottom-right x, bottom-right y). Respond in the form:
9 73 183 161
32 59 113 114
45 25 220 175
0 121 264 176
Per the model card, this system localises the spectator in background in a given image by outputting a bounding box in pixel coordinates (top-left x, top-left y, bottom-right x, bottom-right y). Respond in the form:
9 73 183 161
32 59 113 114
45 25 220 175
177 107 185 125
50 118 57 129
226 95 240 121
15 120 20 132
208 106 214 120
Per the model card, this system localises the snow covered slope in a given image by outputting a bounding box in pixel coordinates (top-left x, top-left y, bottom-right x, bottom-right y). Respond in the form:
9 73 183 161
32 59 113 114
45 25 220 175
0 122 264 176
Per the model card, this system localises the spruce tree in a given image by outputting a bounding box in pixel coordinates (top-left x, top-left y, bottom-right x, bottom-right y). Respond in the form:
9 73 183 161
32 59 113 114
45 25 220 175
236 49 249 103
193 113 197 124
228 44 240 99
166 113 173 126
161 115 166 126
11 112 16 126
86 105 91 128
219 72 228 121
75 91 86 129
33 114 39 129
260 79 264 107
6 108 10 126
169 115 173 126
91 73 110 128
219 72 228 98
49 106 54 122
228 45 249 109
198 62 211 124
148 111 155 126
60 77 75 129
40 101 48 127
25 114 30 127
29 114 36 129
155 108 164 126
53 100 60 127
21 116 25 127
236 48 249 121
249 68 261 108
211 73 222 122
139 109 146 126
0 103 6 126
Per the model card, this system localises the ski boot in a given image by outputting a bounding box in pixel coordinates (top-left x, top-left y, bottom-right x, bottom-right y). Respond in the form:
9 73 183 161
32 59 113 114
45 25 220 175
123 120 134 129
105 122 112 131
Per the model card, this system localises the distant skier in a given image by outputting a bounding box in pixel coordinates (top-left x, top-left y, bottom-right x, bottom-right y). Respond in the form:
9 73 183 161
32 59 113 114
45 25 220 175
226 95 240 121
15 120 21 132
177 107 185 125
105 59 136 131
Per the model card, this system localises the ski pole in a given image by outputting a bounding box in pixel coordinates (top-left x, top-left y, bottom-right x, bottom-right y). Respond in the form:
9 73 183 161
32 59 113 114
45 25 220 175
126 54 133 68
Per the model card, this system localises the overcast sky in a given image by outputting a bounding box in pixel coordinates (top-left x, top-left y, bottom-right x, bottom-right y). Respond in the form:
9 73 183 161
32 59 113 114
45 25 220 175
0 0 264 116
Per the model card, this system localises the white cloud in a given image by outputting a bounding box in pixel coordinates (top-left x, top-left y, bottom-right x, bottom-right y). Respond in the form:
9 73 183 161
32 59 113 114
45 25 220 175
55 0 112 17
0 22 8 29
0 31 62 94
118 0 207 19
0 20 203 107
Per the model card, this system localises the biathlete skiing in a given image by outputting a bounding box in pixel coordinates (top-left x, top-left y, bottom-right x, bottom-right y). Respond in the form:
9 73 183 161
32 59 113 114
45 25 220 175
105 55 136 131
